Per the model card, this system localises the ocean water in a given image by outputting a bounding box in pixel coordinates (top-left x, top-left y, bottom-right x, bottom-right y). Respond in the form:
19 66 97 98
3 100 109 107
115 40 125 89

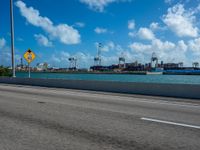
16 72 200 85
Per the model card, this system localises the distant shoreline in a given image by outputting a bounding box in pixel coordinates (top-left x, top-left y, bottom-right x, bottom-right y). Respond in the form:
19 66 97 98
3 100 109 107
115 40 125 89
16 71 200 75
16 70 146 75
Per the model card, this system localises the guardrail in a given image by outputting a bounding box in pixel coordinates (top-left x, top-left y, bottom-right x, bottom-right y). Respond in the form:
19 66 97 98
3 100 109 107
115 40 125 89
0 77 200 99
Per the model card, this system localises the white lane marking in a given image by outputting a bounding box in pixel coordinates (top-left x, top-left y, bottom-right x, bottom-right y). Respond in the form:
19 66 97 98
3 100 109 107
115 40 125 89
141 117 200 129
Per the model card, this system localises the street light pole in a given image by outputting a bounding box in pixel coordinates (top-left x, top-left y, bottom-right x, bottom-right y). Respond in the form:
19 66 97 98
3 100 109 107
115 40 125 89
10 0 16 77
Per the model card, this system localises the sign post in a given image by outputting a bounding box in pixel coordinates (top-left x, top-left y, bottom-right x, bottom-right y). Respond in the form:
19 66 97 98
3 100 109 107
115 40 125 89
28 63 31 78
10 0 16 77
23 49 36 78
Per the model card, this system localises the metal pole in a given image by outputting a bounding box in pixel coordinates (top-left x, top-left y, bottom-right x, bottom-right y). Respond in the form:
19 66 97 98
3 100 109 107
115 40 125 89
10 0 16 77
28 63 31 78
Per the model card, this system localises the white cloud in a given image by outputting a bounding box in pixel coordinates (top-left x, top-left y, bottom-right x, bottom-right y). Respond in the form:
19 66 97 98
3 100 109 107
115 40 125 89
101 41 115 52
0 40 21 67
34 34 53 47
51 51 70 64
128 20 135 30
50 43 131 67
74 22 85 28
80 0 115 12
94 41 116 52
192 4 200 14
188 38 200 55
51 54 61 63
138 27 155 40
129 39 176 53
80 0 130 12
152 39 175 51
150 22 167 31
48 39 194 67
129 42 152 52
0 38 6 48
94 27 108 34
150 22 161 31
164 0 173 4
16 0 81 45
50 51 93 68
129 38 191 64
163 4 199 37
16 37 24 42
176 40 188 52
128 32 135 37
74 52 93 67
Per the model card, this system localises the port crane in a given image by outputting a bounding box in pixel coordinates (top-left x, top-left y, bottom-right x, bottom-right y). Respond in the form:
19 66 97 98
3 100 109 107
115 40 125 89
119 52 126 69
151 52 158 68
94 43 102 66
178 62 184 68
68 57 77 70
193 62 199 68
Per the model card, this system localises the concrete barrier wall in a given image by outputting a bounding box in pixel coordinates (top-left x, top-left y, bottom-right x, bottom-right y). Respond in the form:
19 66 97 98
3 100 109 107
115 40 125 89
0 77 200 99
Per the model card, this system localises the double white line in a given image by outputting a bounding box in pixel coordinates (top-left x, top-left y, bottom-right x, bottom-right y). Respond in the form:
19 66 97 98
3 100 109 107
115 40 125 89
141 117 200 129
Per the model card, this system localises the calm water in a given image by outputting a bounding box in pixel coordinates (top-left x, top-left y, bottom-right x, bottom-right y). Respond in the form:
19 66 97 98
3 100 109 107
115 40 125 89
16 72 200 85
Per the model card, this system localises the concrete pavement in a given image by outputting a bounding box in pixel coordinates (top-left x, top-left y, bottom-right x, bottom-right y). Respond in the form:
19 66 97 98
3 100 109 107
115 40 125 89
0 84 200 150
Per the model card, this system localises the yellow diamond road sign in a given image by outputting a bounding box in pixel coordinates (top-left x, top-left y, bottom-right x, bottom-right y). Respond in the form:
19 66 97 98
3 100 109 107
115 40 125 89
24 49 36 64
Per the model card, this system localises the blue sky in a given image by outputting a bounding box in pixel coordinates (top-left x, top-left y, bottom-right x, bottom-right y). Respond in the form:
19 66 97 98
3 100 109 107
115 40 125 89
0 0 200 68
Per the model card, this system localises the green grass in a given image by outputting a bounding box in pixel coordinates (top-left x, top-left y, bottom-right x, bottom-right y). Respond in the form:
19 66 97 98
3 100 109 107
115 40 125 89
0 66 11 77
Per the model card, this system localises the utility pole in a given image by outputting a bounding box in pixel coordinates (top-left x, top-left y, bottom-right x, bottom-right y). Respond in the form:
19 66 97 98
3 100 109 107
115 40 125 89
10 0 16 77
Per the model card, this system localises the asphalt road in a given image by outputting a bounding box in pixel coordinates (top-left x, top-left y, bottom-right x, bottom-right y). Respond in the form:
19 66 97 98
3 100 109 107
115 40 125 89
0 84 200 150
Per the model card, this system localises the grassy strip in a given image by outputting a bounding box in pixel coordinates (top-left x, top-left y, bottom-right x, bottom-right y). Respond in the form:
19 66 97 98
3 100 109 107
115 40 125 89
0 66 11 77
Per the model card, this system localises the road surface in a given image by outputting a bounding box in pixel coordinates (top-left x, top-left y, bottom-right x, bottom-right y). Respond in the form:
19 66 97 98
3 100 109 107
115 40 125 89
0 84 199 150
